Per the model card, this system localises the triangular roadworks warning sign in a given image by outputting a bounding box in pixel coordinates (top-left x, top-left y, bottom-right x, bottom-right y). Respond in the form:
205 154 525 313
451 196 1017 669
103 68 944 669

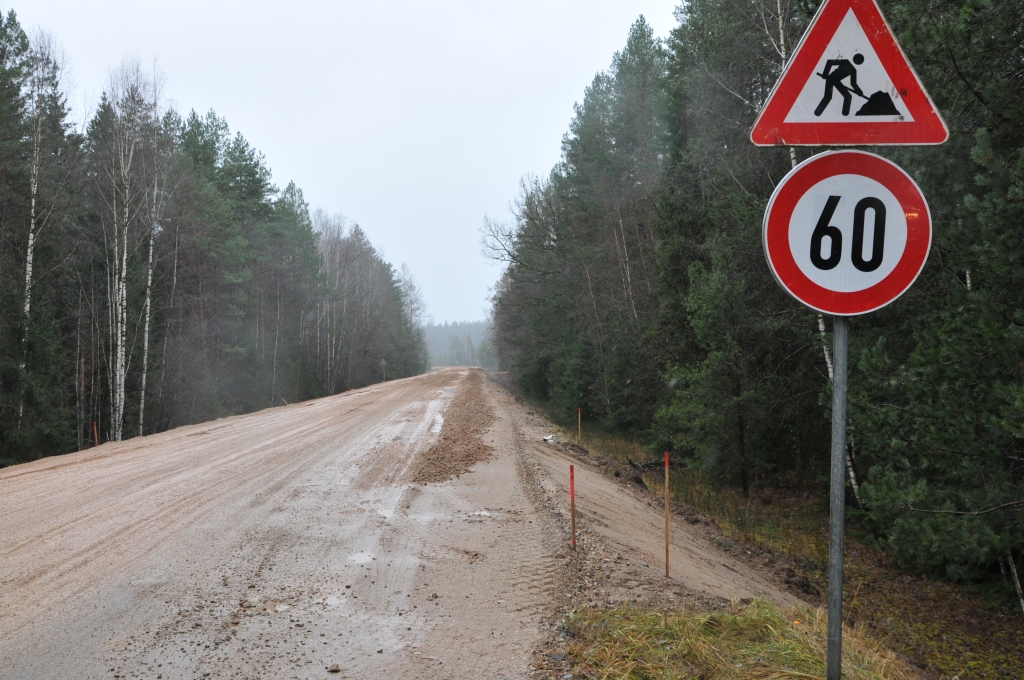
750 0 948 146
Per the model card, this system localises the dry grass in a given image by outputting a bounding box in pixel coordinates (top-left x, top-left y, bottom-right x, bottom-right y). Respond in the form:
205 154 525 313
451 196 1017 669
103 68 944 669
575 423 650 466
570 421 828 567
658 470 830 568
565 598 918 679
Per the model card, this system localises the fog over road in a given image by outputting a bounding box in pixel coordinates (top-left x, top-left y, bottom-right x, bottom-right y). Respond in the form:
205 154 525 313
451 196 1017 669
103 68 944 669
0 369 794 679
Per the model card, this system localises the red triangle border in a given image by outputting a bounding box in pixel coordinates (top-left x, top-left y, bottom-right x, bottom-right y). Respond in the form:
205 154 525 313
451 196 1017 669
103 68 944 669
750 0 948 146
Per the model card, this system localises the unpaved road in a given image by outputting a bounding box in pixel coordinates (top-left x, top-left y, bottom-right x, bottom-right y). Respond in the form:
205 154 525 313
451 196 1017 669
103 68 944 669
0 369 795 679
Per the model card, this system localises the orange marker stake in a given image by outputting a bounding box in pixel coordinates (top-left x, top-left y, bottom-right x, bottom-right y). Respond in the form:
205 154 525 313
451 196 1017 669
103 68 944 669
665 452 670 578
577 407 581 444
570 465 577 550
93 421 99 447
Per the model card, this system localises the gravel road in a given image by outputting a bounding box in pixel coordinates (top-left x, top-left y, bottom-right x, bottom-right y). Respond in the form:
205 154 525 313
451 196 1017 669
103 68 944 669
0 368 796 679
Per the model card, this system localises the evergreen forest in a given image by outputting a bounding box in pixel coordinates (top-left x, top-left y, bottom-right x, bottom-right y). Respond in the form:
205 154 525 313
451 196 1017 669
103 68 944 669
0 12 428 465
485 1 1024 585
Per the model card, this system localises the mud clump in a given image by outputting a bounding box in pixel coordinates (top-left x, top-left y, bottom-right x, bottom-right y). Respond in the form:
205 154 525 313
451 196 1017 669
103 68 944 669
412 370 496 483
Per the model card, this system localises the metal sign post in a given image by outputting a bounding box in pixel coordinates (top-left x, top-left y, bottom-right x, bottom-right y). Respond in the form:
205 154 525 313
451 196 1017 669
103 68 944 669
761 150 932 679
827 316 849 677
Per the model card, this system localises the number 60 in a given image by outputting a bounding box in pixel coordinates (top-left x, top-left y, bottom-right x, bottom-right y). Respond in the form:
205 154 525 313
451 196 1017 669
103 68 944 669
809 195 886 272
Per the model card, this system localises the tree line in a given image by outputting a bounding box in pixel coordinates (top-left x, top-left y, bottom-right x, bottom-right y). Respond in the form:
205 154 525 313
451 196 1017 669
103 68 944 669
0 11 428 464
486 1 1023 586
422 320 497 368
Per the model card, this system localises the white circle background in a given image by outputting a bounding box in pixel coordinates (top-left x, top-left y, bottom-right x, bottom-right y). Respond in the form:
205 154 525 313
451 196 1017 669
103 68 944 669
788 174 908 293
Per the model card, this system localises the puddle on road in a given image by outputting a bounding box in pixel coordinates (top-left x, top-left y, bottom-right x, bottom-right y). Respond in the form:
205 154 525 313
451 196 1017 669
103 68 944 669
349 552 374 564
313 596 343 606
430 414 444 434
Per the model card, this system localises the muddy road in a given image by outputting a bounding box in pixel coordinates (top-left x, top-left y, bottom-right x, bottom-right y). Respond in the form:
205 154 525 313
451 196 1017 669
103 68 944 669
0 369 795 679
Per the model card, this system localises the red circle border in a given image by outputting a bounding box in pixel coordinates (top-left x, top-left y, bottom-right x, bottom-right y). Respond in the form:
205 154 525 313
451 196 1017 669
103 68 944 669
764 151 931 315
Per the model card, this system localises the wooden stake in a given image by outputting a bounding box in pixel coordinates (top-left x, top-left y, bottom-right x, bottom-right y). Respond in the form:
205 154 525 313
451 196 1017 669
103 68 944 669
577 407 581 444
93 421 99 447
665 452 670 578
570 465 577 550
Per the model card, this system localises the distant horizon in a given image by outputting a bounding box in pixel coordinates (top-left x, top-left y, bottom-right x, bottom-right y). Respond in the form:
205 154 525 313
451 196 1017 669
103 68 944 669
423 319 490 326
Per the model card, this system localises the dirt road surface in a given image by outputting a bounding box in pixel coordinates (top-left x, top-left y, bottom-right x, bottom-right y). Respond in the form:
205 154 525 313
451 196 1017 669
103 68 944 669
0 369 796 679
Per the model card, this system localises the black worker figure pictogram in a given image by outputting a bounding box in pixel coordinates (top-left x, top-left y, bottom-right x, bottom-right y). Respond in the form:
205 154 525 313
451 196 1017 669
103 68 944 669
814 53 902 117
814 53 865 116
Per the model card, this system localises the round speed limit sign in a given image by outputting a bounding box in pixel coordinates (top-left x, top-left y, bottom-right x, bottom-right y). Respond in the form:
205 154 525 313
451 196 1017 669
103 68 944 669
764 150 931 315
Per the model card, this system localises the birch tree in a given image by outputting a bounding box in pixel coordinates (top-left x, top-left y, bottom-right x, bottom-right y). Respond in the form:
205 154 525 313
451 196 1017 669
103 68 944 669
137 72 174 437
0 13 28 436
90 59 157 441
0 28 428 466
19 32 71 423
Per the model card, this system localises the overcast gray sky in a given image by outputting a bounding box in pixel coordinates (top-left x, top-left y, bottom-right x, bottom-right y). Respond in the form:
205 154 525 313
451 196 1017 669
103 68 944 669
20 1 679 323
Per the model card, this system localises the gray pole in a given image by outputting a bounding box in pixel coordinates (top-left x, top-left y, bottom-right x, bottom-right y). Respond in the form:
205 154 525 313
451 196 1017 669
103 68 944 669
827 315 849 679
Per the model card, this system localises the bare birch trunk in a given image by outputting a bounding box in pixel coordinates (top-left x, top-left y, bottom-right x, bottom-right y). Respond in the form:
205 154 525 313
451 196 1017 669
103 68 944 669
818 314 835 378
139 99 169 436
104 59 157 442
581 260 611 409
157 224 179 420
76 291 83 450
18 112 41 425
114 205 129 441
108 116 135 443
616 213 639 324
846 442 864 509
773 0 842 389
817 277 861 506
769 0 862 504
105 172 118 442
776 0 788 62
91 305 99 442
271 275 281 404
19 32 65 425
138 222 156 437
1007 551 1024 617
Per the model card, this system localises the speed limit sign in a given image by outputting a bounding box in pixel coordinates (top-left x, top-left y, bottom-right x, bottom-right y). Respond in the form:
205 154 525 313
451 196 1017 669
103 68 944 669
763 150 931 315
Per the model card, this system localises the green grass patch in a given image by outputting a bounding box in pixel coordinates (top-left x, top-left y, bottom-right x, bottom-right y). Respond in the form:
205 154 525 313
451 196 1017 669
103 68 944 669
565 598 917 679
